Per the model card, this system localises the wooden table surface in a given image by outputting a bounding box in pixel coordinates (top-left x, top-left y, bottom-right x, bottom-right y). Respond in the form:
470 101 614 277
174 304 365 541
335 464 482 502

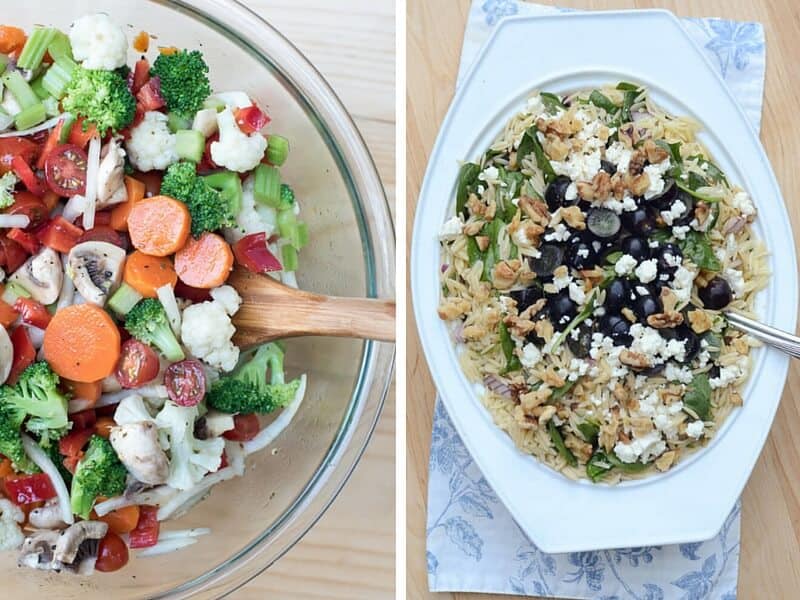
407 1 800 598
233 1 395 598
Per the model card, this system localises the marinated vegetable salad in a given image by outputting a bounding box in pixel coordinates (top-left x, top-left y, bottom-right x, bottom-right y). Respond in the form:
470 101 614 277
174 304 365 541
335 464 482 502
0 15 309 574
438 83 767 483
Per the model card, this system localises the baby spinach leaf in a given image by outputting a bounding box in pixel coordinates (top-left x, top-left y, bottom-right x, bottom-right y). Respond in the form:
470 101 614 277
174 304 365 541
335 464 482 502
586 451 614 482
456 162 481 216
606 453 649 473
678 231 722 272
604 250 623 264
620 88 641 123
548 421 578 467
655 139 683 165
466 236 483 265
577 420 600 444
518 126 557 184
498 320 522 374
588 90 618 114
688 154 728 186
480 219 503 281
683 372 711 421
540 92 565 114
551 379 577 402
616 81 640 91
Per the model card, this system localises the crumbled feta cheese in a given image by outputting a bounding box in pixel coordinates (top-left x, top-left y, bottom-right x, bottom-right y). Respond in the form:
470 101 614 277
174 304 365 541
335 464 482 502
615 254 637 276
663 252 682 268
660 199 687 226
520 343 542 369
724 267 746 298
673 225 690 240
544 223 571 242
629 323 686 364
551 150 602 183
577 247 590 259
635 286 650 296
568 281 586 305
567 358 589 381
565 182 578 201
553 270 572 291
438 216 463 240
614 431 666 464
634 259 658 284
710 360 745 389
478 166 500 185
643 160 671 200
604 141 632 174
600 194 637 215
665 362 693 384
526 95 546 116
732 190 756 217
672 265 696 303
686 420 705 439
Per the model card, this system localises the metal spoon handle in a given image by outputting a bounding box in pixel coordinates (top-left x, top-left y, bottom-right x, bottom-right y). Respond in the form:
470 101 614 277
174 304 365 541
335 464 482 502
725 311 800 359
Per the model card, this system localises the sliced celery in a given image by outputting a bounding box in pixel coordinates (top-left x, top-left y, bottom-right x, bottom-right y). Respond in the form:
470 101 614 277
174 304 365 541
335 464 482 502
266 135 289 166
281 244 298 272
15 102 46 130
30 75 49 100
175 129 205 163
108 283 144 317
58 113 76 143
2 281 32 305
17 27 57 71
277 209 303 249
41 56 77 99
253 164 281 207
2 71 40 109
47 31 73 62
203 170 243 215
0 55 9 76
296 221 309 249
42 96 60 117
167 112 192 133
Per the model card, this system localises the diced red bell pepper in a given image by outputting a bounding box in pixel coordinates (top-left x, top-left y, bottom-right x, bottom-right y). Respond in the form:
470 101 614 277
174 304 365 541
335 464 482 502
130 58 150 94
6 228 40 254
128 505 159 548
0 300 18 328
58 427 95 458
136 76 165 112
232 232 283 274
36 216 84 253
234 105 270 135
68 117 98 150
13 297 51 329
4 473 57 505
7 326 35 385
0 234 27 272
11 155 44 196
69 409 97 432
36 118 65 170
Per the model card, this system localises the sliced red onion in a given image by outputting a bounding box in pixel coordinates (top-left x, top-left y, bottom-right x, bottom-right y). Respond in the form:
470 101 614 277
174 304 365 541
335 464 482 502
441 263 449 273
453 322 466 343
723 216 747 235
484 374 513 398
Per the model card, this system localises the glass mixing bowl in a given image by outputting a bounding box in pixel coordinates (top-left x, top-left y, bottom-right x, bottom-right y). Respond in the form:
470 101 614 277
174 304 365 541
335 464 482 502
3 1 395 597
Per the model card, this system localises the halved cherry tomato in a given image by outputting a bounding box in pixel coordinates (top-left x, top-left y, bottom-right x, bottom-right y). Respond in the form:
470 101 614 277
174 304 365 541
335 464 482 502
129 505 159 549
75 211 112 228
41 190 60 213
115 339 160 389
98 504 140 535
95 532 130 572
58 427 95 458
13 298 51 329
45 144 87 197
69 409 97 431
174 279 212 303
7 326 35 385
0 235 26 273
164 359 206 407
4 473 56 504
130 58 150 94
234 105 270 134
5 191 48 231
6 228 39 254
233 232 283 273
0 137 37 175
11 155 44 196
131 170 163 198
223 414 261 442
76 225 125 248
137 77 165 111
67 118 98 150
36 119 65 170
95 417 116 439
36 216 84 253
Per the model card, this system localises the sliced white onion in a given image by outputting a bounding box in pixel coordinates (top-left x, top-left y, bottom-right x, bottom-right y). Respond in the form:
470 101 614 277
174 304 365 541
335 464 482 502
243 374 306 455
156 528 211 541
21 433 74 525
82 137 101 230
94 485 179 517
136 537 198 557
157 466 238 521
224 440 246 476
96 384 169 408
0 214 29 229
61 195 86 223
25 325 44 349
68 398 94 414
0 113 71 138
156 284 181 336
281 271 298 288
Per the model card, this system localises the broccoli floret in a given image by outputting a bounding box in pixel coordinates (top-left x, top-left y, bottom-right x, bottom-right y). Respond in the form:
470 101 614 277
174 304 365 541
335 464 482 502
125 298 185 361
70 435 127 519
150 50 211 117
0 172 18 209
0 362 70 447
207 343 300 414
61 66 136 134
278 183 295 210
0 400 37 474
161 161 234 236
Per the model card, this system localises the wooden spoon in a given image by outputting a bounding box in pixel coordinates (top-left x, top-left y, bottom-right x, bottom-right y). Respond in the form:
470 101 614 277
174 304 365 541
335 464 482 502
229 267 395 348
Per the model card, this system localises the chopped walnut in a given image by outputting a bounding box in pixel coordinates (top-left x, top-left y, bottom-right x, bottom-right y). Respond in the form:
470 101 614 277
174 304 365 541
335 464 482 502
466 193 496 220
687 309 713 334
543 133 570 161
536 111 582 137
659 386 684 405
504 314 536 338
628 148 646 175
510 220 545 248
694 201 710 226
654 450 677 472
579 267 605 288
730 391 744 407
576 171 612 201
612 383 628 404
514 405 538 430
621 307 637 323
647 311 684 329
461 324 487 340
620 349 650 369
437 297 471 320
520 387 552 412
561 206 586 230
475 235 490 252
643 139 669 163
518 196 550 227
625 172 651 196
542 368 566 388
519 298 547 321
609 172 626 199
463 220 485 236
492 259 522 290
732 337 750 354
533 404 557 424
534 318 554 341
564 434 593 464
630 416 654 438
599 415 619 452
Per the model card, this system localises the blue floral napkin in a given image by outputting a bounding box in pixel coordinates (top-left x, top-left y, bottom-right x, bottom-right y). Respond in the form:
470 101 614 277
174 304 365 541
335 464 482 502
427 3 766 598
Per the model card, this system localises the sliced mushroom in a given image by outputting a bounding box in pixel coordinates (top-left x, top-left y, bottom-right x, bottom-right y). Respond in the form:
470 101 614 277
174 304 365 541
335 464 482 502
9 247 62 305
19 521 108 574
0 498 24 551
0 326 12 385
53 520 108 565
194 410 235 440
110 421 170 485
95 139 128 209
28 498 68 529
66 241 126 306
18 529 61 571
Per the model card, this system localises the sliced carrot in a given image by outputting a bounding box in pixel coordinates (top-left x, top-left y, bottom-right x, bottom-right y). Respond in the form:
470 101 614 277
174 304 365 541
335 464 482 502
43 304 121 383
0 458 13 479
174 232 234 289
63 379 103 405
159 46 178 56
127 195 191 257
0 298 17 329
133 31 150 53
123 250 177 298
97 504 140 535
110 176 146 231
95 417 116 439
0 26 26 54
68 117 98 150
41 190 60 213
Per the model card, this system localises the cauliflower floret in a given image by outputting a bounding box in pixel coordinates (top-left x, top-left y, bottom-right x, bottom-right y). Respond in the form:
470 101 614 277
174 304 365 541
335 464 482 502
210 107 267 172
69 14 128 71
113 394 156 426
222 175 276 244
180 286 242 372
126 111 179 172
192 108 219 138
155 402 225 491
0 499 25 551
